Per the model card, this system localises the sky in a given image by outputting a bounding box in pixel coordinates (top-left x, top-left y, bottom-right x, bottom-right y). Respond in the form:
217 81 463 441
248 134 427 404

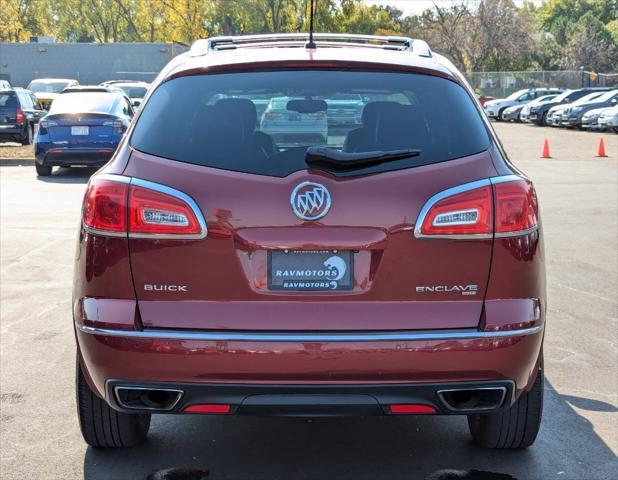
363 0 545 15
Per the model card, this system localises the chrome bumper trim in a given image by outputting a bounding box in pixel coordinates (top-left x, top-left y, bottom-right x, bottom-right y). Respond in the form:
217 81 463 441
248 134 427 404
75 323 544 343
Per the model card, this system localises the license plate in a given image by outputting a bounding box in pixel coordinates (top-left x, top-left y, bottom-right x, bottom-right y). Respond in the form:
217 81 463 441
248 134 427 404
71 126 89 135
268 250 354 291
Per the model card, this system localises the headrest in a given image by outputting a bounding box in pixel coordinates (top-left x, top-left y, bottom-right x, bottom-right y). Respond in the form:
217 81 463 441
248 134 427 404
214 98 257 134
361 101 403 126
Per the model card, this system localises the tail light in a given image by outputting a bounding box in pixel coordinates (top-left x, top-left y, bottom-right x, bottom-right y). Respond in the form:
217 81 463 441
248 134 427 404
39 119 58 129
16 109 25 124
82 175 206 239
129 184 202 236
493 179 538 234
103 119 126 134
264 111 282 119
415 176 538 239
82 178 128 234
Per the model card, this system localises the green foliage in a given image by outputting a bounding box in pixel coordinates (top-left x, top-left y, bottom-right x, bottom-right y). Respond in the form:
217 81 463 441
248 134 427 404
1 0 616 72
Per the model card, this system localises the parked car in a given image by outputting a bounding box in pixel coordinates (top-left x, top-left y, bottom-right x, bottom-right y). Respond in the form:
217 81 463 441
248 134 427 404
527 87 612 126
477 95 495 106
546 91 608 127
0 80 11 89
321 93 364 128
34 92 133 176
581 106 612 130
500 104 525 122
0 88 46 145
103 81 150 108
598 106 618 132
260 96 328 146
27 78 79 110
483 88 563 120
520 94 559 123
61 85 123 94
561 89 618 128
74 33 546 451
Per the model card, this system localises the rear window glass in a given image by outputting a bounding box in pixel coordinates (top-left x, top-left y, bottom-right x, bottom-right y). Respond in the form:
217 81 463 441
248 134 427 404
27 81 72 93
119 86 148 98
0 92 18 107
48 93 119 114
131 70 489 177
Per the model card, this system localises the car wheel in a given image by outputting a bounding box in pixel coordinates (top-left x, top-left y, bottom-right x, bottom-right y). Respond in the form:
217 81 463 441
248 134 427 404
21 124 33 146
540 112 548 126
76 357 150 448
467 359 543 449
35 163 52 176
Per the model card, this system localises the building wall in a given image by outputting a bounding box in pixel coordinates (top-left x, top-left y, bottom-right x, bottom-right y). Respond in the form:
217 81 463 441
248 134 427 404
0 42 188 87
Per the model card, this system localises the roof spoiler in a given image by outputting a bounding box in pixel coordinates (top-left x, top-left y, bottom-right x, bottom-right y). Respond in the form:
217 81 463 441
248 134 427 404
189 34 432 58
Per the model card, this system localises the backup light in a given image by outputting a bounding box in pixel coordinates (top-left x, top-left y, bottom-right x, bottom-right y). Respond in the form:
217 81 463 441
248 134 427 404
433 209 479 226
142 209 189 226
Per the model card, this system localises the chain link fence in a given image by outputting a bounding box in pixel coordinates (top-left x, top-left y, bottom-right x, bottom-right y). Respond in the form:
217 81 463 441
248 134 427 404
466 70 618 98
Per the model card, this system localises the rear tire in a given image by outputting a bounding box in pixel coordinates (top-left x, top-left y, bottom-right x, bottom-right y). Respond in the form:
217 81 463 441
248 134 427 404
21 124 33 146
540 112 548 126
76 358 151 448
35 163 52 176
467 360 543 449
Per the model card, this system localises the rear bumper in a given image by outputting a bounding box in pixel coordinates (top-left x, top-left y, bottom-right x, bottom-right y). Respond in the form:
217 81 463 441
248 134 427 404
0 125 25 138
76 323 544 413
105 379 515 416
36 147 115 167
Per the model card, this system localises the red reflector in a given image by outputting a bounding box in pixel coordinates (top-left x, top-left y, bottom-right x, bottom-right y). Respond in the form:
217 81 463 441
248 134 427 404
97 149 113 153
82 178 128 233
390 404 437 414
494 180 538 234
184 404 231 414
129 185 201 236
420 185 492 236
49 149 62 154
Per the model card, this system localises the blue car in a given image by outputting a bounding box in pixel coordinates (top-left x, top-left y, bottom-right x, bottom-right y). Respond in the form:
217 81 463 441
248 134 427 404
34 92 134 176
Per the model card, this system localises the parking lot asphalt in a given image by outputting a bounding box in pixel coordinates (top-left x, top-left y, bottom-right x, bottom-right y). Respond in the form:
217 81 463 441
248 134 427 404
1 124 617 480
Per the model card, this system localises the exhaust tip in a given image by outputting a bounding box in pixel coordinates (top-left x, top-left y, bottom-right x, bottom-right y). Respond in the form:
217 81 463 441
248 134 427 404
437 387 507 413
114 386 184 411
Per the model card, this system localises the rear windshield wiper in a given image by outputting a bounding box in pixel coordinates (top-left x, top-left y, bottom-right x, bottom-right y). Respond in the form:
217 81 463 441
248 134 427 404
305 147 421 170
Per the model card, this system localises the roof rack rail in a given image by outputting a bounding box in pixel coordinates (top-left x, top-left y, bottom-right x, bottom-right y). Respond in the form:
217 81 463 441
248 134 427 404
189 33 432 58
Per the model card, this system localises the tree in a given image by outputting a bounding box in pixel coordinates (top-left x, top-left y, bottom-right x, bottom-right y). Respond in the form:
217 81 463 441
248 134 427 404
562 11 618 71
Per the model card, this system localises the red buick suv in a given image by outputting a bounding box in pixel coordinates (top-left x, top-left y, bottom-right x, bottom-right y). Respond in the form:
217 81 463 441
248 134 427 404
74 34 545 449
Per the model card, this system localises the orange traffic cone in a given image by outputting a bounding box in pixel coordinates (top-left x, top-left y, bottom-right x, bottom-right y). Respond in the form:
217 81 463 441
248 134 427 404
596 138 608 157
541 138 551 158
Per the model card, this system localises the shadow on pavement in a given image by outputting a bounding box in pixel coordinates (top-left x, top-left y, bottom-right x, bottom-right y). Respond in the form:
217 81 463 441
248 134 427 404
82 380 618 480
35 166 97 184
0 159 35 166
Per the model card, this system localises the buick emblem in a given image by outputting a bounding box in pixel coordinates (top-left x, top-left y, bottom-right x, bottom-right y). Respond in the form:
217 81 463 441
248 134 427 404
290 181 331 221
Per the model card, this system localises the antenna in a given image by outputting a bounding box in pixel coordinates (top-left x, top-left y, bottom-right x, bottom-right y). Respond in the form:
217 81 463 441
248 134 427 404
306 0 317 49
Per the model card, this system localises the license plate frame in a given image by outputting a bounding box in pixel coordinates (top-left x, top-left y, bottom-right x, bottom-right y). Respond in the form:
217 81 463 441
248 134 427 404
71 126 89 135
268 250 354 291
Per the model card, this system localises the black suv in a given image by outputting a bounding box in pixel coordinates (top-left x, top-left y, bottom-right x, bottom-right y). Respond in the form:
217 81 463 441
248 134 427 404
0 88 46 145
